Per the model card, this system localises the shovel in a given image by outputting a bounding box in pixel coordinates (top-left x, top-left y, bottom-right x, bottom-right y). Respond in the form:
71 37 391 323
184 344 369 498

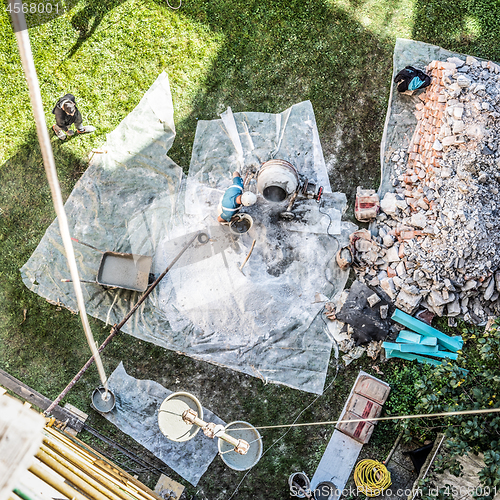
238 239 256 276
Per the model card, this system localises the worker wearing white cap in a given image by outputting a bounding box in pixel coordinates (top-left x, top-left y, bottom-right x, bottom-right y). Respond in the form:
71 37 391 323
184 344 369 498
217 171 257 224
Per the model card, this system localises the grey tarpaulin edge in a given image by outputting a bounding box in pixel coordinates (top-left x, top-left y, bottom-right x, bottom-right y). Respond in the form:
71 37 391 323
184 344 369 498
102 361 225 486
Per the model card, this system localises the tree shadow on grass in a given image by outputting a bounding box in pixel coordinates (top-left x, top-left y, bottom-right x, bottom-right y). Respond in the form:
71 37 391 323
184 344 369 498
67 0 129 57
165 0 402 217
412 0 500 61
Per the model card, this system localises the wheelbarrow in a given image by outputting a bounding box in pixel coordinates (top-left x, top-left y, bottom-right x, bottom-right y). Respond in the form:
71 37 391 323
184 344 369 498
62 238 153 293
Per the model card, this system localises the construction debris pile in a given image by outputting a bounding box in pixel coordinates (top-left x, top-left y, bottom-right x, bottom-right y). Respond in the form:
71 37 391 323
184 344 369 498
355 56 500 324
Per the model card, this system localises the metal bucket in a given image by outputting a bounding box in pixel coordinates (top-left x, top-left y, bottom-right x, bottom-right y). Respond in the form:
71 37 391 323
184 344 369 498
91 387 116 413
218 421 262 470
288 472 311 498
257 160 299 202
158 392 204 442
229 214 253 235
314 481 338 500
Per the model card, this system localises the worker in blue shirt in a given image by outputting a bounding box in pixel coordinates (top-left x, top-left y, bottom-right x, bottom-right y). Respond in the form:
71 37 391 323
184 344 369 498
217 171 257 223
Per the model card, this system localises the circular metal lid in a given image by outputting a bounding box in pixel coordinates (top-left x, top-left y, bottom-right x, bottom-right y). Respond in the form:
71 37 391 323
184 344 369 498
314 481 338 500
218 421 263 471
158 392 204 442
92 387 116 413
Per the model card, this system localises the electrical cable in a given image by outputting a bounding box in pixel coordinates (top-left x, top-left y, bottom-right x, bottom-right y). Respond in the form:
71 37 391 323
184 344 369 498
317 200 340 289
228 406 500 431
227 352 341 499
83 423 171 478
316 200 343 348
165 0 181 9
354 459 392 497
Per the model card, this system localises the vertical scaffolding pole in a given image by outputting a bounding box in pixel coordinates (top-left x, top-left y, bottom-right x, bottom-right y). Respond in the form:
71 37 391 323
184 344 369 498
9 1 109 394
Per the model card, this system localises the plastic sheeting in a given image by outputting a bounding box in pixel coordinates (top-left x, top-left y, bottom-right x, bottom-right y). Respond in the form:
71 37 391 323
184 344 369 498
379 38 467 198
103 362 224 486
21 72 356 395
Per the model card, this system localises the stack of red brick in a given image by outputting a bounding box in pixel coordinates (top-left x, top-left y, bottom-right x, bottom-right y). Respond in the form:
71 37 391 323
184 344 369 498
403 61 457 216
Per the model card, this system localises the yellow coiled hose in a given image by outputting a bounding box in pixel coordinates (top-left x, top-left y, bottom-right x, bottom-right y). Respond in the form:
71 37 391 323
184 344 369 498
354 459 392 497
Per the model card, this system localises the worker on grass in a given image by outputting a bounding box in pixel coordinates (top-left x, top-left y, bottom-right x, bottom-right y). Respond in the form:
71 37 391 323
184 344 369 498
217 171 257 224
52 94 96 141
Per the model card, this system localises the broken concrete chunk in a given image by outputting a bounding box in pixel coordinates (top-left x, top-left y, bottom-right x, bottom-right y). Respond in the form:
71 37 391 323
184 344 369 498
382 234 395 248
392 276 403 289
395 289 422 315
452 106 464 119
484 277 496 301
355 239 374 252
447 57 465 68
443 278 456 292
456 74 471 87
367 293 381 307
428 303 445 317
395 198 408 210
466 124 485 140
432 139 443 151
396 261 406 277
452 120 464 134
462 280 478 291
380 192 398 216
380 278 396 300
428 290 448 308
410 213 427 228
417 198 429 210
379 304 388 319
442 136 457 147
362 250 379 264
441 167 452 178
447 298 461 316
384 245 400 263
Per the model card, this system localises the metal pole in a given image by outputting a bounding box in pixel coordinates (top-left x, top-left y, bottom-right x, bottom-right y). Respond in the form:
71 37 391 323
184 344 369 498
9 0 109 395
383 429 403 465
39 444 125 500
36 448 110 500
45 231 203 414
29 462 89 500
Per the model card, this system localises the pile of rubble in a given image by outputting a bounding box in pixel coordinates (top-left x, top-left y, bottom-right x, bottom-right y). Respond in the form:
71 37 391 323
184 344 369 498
354 56 500 324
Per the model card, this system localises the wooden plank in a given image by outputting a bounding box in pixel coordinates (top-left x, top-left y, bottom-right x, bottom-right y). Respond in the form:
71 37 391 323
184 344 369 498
64 403 88 423
391 309 462 352
430 350 458 360
0 369 84 432
396 330 422 344
385 349 442 366
154 474 185 499
0 396 45 500
396 331 438 346
421 336 437 346
399 343 438 354
383 342 438 354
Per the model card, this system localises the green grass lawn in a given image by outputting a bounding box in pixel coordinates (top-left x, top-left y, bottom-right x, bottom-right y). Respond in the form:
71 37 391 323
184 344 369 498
1 0 500 498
